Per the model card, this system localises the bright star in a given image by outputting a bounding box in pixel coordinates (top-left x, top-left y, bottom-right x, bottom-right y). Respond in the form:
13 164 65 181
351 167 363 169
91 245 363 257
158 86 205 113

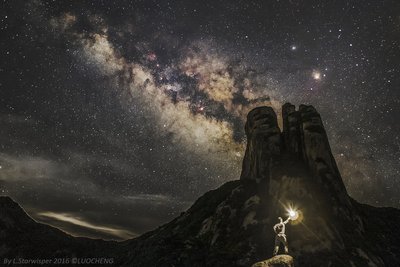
312 70 321 80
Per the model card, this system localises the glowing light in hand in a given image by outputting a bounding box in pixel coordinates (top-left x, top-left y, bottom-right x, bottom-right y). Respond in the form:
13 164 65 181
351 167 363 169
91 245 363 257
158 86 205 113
287 208 299 220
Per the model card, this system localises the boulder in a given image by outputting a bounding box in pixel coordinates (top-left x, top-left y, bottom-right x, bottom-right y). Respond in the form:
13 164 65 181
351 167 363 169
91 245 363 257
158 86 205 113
252 254 294 267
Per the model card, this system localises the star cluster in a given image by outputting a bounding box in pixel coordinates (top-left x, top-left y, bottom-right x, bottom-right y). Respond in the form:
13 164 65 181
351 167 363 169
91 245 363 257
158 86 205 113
0 0 399 240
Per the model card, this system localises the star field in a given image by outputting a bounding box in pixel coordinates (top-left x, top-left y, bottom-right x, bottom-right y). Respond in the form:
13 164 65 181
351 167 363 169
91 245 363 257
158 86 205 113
0 0 399 240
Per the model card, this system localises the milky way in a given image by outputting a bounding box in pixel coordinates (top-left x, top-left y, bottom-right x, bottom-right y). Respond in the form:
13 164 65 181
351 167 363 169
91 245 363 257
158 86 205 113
0 0 399 240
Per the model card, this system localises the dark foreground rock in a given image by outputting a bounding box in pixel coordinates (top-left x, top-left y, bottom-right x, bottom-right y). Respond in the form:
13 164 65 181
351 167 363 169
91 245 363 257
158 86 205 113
1 104 400 267
251 255 294 267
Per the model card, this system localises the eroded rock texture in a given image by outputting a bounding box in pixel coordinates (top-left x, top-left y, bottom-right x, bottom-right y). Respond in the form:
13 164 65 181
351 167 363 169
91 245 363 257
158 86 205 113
240 106 281 183
251 255 294 267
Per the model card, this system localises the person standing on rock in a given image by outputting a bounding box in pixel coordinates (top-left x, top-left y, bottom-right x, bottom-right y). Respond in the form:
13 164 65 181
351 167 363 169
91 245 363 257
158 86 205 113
273 216 291 256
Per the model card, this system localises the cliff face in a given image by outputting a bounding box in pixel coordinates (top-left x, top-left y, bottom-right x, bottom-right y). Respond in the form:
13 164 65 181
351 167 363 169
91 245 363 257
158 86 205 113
235 104 366 265
241 104 348 204
1 104 400 267
240 104 359 249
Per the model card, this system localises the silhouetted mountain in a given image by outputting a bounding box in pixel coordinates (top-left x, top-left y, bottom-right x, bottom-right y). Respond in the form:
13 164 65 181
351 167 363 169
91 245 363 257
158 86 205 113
1 104 399 266
0 196 115 259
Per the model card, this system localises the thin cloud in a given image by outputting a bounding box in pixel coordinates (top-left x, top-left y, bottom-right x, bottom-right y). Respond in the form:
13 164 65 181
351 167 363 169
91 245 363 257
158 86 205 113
37 211 136 240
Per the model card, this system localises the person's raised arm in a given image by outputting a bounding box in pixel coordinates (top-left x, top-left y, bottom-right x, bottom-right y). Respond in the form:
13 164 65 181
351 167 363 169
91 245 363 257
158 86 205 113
283 217 291 224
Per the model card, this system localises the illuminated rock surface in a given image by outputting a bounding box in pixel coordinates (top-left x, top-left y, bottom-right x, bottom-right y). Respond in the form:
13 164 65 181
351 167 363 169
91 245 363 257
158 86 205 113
251 255 294 267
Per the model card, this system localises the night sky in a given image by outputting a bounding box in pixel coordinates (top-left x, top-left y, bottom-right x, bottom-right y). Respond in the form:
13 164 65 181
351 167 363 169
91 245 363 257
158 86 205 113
1 0 399 240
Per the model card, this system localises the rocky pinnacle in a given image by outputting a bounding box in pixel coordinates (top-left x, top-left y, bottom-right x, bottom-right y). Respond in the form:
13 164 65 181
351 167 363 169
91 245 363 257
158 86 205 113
240 106 281 183
241 103 352 209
